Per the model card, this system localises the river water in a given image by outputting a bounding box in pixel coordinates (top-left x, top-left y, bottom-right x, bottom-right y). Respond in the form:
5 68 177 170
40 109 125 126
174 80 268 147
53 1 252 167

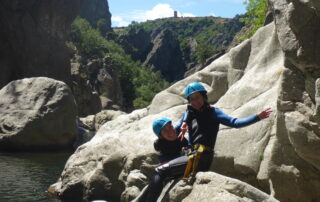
0 152 71 202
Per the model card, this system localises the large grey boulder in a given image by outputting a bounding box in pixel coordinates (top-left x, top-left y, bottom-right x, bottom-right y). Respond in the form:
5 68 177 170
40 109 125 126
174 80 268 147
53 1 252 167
49 107 182 201
163 172 278 202
50 1 320 201
0 77 77 151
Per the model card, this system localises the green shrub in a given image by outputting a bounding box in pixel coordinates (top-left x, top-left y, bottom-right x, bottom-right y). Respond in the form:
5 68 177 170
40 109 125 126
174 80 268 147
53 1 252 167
80 29 108 57
97 18 108 35
69 17 169 110
195 42 214 64
109 51 169 109
69 17 108 57
69 17 91 44
240 0 267 40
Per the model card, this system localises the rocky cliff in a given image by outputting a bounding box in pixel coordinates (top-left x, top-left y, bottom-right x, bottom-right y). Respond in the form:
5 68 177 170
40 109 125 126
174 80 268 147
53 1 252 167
143 29 186 82
79 0 112 32
0 0 84 89
117 16 244 82
71 55 123 116
49 0 320 201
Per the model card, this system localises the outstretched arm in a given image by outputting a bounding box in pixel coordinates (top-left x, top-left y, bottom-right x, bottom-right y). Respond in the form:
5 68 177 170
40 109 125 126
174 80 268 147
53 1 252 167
216 108 272 128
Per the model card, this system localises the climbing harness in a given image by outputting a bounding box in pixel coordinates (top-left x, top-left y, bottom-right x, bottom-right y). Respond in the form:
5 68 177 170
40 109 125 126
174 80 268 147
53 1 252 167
183 144 212 179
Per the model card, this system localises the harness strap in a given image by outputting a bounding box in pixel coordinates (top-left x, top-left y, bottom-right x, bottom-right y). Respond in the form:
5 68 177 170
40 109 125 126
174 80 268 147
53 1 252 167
183 154 194 178
183 144 212 179
191 144 205 176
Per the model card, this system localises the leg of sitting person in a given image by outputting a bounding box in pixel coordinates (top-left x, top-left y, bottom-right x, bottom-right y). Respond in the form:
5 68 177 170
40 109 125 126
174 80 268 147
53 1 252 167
145 155 188 201
145 172 165 202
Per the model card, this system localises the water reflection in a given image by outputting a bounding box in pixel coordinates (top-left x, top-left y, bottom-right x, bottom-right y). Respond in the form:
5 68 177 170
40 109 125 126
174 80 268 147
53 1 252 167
0 152 71 202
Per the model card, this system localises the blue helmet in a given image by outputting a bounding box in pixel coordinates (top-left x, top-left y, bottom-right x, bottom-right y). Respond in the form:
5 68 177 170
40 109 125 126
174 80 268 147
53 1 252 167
152 117 172 136
185 82 207 98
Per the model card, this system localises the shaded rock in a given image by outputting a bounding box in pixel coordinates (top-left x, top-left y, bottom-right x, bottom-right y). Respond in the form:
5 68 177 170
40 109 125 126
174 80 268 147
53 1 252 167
117 28 152 62
80 115 96 131
79 0 112 31
94 110 126 130
0 77 77 151
121 170 148 201
144 29 186 82
73 119 96 149
71 68 102 116
271 0 320 71
71 55 123 116
79 110 126 132
0 0 84 89
265 0 274 25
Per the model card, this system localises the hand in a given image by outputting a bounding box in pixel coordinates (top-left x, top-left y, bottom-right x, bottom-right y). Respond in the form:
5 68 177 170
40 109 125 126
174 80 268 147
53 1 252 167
258 108 272 120
178 122 188 141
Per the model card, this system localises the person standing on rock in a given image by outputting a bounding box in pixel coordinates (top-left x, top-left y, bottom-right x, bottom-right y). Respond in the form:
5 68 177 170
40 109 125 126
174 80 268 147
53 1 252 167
177 82 272 178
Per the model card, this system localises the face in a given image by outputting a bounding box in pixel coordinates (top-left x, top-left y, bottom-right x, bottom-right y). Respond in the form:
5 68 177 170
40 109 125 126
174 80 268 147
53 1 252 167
189 92 205 110
160 122 177 141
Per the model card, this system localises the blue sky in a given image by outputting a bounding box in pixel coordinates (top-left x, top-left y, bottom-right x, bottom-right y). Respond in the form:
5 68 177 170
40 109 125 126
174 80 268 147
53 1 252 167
109 0 247 27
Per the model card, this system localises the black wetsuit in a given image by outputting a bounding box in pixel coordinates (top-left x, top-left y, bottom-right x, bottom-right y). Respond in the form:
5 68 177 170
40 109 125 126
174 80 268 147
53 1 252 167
137 137 188 202
154 138 188 163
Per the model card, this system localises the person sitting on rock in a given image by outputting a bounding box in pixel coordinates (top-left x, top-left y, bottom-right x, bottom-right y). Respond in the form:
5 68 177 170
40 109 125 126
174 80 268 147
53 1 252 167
136 117 189 202
177 82 272 179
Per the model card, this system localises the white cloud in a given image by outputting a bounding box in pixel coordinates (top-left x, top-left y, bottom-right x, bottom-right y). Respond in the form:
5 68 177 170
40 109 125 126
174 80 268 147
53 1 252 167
132 4 176 21
112 4 197 27
132 4 197 21
182 13 196 17
112 16 130 27
210 12 217 17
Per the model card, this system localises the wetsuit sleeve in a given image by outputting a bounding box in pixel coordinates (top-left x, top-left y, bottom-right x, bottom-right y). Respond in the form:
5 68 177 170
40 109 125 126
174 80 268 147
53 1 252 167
174 110 188 134
214 108 260 128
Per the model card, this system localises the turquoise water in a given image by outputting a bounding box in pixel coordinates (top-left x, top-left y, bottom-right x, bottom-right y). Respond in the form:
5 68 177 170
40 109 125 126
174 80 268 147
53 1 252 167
0 152 71 202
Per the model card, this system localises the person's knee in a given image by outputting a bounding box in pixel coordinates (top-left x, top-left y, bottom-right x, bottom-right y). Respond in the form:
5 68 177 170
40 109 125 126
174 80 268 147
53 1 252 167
155 163 170 176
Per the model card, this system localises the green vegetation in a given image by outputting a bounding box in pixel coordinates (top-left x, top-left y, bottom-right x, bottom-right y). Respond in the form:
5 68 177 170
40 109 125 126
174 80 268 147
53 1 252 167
69 17 169 109
97 18 108 35
195 41 214 64
240 0 268 40
116 16 244 64
69 17 108 57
